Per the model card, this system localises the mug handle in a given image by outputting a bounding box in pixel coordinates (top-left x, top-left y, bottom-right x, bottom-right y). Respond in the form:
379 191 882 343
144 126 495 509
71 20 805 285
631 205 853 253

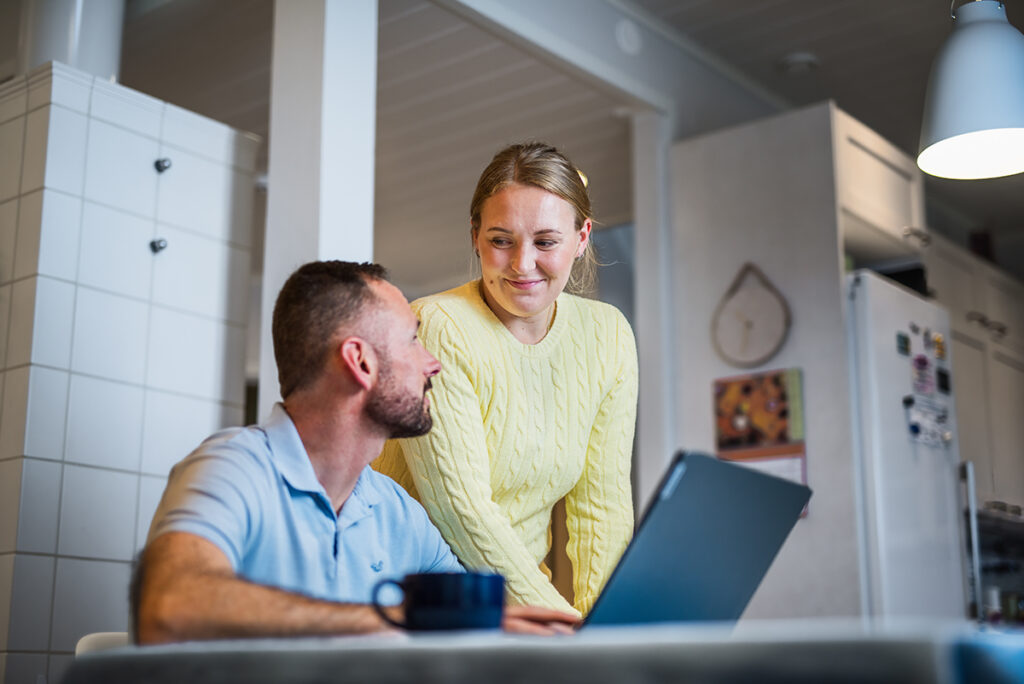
371 579 407 629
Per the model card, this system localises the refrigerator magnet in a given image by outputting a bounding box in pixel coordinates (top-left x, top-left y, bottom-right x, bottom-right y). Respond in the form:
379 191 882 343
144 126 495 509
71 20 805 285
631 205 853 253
896 332 911 356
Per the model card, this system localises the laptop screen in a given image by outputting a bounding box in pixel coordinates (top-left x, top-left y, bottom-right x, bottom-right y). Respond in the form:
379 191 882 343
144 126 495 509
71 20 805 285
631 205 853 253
584 451 811 627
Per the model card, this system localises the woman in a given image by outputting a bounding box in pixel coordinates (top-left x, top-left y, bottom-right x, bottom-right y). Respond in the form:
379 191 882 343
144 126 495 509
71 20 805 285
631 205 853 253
374 142 638 617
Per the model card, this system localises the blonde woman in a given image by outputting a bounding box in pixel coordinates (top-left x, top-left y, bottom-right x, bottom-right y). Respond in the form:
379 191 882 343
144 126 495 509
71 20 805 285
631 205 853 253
374 142 638 617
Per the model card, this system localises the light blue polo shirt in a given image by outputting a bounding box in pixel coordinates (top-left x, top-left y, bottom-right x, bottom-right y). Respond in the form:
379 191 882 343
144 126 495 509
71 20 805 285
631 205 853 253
148 403 462 604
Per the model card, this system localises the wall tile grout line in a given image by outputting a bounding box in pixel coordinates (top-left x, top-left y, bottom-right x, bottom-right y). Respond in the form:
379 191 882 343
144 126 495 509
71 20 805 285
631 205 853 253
1 550 135 564
1 363 247 409
45 79 95 658
2 273 253 327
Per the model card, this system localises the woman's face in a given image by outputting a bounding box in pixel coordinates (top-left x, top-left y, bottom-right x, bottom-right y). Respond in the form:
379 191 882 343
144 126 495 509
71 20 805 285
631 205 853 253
473 183 590 331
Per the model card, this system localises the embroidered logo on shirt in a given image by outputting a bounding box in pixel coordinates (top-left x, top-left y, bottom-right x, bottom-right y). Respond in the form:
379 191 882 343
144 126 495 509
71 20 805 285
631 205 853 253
371 561 384 572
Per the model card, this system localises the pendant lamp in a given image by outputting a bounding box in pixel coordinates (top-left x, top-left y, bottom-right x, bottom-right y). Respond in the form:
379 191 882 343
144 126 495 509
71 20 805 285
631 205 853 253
918 1 1024 179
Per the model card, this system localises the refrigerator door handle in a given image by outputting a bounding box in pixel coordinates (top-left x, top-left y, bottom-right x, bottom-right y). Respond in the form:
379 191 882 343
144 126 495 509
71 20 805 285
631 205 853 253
960 461 984 623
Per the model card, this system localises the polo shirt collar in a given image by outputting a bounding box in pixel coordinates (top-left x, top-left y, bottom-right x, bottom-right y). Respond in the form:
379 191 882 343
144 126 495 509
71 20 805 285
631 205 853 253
263 403 382 523
263 403 325 497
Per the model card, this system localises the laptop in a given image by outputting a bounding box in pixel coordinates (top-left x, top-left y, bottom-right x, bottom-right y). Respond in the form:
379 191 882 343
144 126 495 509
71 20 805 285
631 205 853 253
583 451 812 627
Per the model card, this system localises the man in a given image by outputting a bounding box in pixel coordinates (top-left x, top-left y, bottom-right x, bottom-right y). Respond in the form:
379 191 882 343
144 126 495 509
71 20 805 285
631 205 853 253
134 261 575 643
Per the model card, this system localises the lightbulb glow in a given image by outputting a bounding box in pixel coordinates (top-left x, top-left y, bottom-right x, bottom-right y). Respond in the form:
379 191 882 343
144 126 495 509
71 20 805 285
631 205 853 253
917 127 1024 179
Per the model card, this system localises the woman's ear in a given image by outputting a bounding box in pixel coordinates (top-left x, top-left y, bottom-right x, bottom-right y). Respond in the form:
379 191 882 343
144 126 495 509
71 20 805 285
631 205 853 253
339 337 376 391
577 218 593 257
471 226 480 256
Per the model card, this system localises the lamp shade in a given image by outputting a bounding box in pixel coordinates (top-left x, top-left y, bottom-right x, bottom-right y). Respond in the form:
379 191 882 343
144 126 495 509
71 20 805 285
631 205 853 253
918 1 1024 179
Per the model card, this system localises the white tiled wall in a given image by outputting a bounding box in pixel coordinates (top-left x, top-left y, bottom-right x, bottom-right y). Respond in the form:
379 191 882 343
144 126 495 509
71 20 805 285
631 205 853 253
147 307 246 404
0 370 29 462
0 200 17 283
151 225 249 323
50 558 130 652
0 459 21 552
24 367 68 460
37 106 88 197
5 280 36 369
26 277 75 369
14 189 82 282
7 554 54 651
0 554 13 652
84 119 159 217
0 288 10 366
77 202 153 299
47 654 74 684
15 458 61 555
65 375 144 471
0 118 25 202
0 63 257 675
141 390 240 477
3 653 46 684
58 465 138 561
136 475 168 552
71 286 148 383
90 80 162 139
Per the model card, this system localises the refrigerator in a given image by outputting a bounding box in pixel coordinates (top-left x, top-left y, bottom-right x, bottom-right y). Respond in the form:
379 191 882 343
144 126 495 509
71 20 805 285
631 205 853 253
846 269 973 621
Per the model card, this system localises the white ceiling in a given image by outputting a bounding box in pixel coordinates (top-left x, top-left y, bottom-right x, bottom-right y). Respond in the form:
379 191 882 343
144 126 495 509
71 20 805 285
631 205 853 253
116 0 1024 290
373 0 632 296
119 0 632 297
629 0 1024 274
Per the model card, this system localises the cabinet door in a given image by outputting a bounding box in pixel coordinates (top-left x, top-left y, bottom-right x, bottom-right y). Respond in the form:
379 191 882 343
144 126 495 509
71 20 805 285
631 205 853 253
980 265 1024 356
834 108 927 262
923 234 986 337
952 332 995 503
988 348 1024 507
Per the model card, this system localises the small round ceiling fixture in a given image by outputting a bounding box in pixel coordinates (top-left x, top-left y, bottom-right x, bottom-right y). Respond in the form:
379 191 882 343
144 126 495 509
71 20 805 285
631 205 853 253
776 51 820 76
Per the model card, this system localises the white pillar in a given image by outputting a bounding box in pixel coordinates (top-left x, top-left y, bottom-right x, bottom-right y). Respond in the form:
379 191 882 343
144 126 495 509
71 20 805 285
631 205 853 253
631 111 676 508
17 0 125 81
259 0 378 419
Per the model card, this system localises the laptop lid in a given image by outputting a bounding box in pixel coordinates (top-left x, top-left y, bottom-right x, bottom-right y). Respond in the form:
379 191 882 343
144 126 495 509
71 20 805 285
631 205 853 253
584 451 812 627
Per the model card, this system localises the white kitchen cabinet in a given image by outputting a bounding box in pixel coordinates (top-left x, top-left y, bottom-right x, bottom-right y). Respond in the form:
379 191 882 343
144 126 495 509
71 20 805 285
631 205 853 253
832 107 928 264
951 335 996 502
989 349 1024 506
923 233 986 337
924 232 1024 507
980 264 1024 357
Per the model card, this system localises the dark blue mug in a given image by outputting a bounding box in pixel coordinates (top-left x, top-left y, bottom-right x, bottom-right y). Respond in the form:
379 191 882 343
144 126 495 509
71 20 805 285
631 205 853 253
371 572 505 631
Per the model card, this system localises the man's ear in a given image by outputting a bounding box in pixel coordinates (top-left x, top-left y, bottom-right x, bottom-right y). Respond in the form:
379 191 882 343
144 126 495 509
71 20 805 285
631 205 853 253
339 336 376 391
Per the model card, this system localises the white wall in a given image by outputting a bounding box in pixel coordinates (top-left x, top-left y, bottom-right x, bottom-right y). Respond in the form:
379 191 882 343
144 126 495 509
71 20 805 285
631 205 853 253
670 104 863 618
0 63 254 684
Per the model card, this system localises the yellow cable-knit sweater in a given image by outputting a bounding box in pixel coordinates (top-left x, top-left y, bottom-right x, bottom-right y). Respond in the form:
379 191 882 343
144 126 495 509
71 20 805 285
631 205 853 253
373 281 638 616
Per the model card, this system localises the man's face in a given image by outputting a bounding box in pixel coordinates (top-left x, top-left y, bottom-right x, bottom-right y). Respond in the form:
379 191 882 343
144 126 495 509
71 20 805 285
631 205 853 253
364 281 441 438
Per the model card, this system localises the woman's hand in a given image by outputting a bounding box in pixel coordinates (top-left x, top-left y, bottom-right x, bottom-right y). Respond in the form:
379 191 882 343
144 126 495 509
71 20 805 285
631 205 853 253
502 605 579 635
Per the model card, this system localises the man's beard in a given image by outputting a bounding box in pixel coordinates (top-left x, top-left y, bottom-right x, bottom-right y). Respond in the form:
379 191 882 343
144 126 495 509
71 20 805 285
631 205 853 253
366 358 433 439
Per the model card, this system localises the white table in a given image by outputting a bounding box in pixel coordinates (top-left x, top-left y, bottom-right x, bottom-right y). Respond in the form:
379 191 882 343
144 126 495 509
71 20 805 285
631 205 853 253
62 620 1024 684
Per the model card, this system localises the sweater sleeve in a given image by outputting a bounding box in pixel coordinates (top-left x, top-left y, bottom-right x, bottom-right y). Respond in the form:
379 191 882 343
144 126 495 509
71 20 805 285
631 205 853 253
396 310 578 615
564 309 638 615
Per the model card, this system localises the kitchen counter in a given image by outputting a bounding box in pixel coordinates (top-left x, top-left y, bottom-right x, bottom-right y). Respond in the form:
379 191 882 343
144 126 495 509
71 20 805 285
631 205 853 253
61 620 1024 684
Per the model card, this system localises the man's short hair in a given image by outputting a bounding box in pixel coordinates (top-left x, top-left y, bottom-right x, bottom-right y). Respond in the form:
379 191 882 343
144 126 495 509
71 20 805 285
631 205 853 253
272 261 389 398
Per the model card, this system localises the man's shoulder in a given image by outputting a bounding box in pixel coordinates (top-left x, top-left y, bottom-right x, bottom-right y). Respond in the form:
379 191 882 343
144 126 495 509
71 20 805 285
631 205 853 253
173 423 276 482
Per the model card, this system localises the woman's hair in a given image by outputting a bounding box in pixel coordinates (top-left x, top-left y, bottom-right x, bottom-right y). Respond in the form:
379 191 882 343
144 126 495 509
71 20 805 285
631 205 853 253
470 142 597 295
